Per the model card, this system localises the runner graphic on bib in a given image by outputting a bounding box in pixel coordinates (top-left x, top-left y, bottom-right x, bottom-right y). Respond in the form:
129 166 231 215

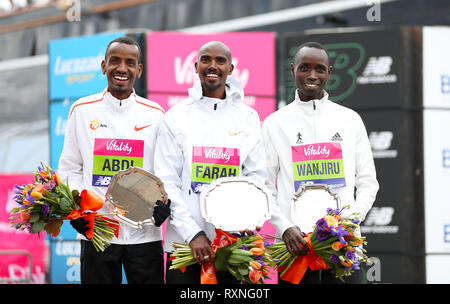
92 138 144 187
191 146 240 193
292 142 345 190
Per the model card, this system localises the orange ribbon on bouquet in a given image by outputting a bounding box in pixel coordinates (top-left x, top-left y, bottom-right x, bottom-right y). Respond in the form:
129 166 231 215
66 189 119 239
278 232 329 284
201 228 238 284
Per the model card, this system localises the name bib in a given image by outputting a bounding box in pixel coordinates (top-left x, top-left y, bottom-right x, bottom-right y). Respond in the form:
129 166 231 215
92 138 144 187
191 146 240 193
292 142 345 190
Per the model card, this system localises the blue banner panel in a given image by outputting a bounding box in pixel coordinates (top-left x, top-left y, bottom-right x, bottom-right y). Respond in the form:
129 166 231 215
49 32 125 100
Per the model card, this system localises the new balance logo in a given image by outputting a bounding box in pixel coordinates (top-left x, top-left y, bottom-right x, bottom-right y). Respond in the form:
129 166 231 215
364 207 394 226
357 56 397 84
93 176 112 186
331 132 342 141
362 56 392 76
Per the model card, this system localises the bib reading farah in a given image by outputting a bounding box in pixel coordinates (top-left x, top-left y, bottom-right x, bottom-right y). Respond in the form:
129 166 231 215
191 146 240 193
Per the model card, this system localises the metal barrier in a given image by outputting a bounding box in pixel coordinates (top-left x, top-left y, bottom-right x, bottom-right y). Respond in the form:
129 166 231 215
0 249 33 283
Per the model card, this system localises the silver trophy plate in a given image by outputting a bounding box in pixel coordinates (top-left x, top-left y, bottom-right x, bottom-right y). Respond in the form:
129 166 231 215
105 167 168 229
200 177 271 232
291 183 341 234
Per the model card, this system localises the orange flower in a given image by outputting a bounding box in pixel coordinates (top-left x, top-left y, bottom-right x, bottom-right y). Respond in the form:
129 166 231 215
80 189 104 211
331 241 343 251
341 260 352 268
30 191 43 200
249 269 262 283
249 261 262 270
52 172 61 185
33 184 45 194
40 170 48 179
324 215 339 229
250 248 264 256
252 239 265 249
352 239 363 246
20 211 30 223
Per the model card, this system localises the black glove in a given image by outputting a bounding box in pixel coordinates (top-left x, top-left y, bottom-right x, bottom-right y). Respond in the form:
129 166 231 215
70 217 89 238
153 199 171 227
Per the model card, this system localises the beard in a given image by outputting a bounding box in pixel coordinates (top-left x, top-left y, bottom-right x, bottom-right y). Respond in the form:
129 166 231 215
202 81 223 92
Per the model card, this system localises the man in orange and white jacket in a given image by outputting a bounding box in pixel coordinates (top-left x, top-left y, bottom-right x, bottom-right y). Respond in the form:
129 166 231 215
58 36 170 284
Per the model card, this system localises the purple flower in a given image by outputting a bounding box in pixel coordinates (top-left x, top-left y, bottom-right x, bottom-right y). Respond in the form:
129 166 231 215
315 229 330 242
315 218 328 232
25 194 35 204
345 250 356 261
330 225 348 245
43 180 56 191
352 219 360 225
263 241 273 247
241 245 249 251
351 260 361 270
42 204 49 217
330 254 340 265
24 223 33 234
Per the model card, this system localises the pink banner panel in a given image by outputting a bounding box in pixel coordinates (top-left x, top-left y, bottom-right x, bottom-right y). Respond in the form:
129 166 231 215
146 32 276 97
0 174 47 283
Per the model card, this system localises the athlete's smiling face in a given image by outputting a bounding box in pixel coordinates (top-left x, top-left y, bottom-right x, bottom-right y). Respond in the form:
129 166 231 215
102 42 143 100
195 41 234 99
291 46 332 101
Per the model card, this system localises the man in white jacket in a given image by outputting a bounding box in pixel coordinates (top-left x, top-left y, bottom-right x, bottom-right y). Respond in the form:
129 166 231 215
154 41 267 283
58 36 170 284
262 42 378 284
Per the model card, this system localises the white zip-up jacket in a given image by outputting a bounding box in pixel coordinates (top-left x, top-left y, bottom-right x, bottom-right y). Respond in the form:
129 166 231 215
58 89 165 244
262 90 378 237
154 78 267 252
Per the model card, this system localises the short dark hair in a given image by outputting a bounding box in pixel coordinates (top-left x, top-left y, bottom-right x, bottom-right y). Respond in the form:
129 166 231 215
294 41 330 64
105 36 142 61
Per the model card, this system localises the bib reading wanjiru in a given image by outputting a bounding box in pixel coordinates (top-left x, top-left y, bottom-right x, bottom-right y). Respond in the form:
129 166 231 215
191 146 240 194
92 138 144 187
291 142 346 191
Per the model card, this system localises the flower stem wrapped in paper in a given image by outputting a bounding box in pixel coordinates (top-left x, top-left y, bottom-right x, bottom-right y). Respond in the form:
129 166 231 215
169 229 275 284
267 205 368 283
9 163 119 252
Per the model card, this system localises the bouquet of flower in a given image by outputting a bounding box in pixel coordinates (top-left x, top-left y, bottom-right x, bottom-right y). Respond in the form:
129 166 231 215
267 205 368 283
169 229 274 284
9 163 120 252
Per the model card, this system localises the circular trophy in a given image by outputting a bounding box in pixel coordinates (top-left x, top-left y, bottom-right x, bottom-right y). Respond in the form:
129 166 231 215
105 167 168 228
199 176 271 232
291 183 341 234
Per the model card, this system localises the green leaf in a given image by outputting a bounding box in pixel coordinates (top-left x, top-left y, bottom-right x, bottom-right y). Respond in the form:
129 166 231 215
59 197 72 211
29 212 41 223
238 266 249 276
10 207 22 214
214 247 232 272
32 221 45 233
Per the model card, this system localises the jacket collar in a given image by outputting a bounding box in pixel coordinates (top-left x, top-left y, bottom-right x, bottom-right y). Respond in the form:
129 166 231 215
103 87 136 111
187 77 244 110
294 89 329 113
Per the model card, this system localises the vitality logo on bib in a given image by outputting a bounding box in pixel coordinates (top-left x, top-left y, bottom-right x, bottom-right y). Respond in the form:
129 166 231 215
92 138 144 187
191 146 240 193
292 142 345 190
